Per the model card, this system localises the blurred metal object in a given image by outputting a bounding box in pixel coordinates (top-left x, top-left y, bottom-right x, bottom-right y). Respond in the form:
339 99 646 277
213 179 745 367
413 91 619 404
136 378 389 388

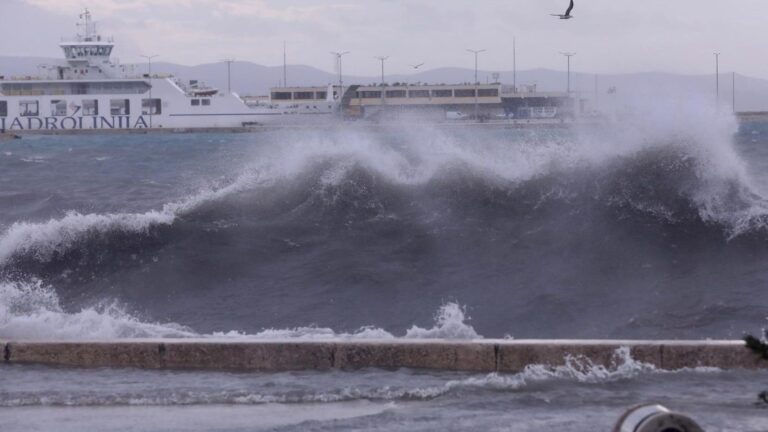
614 404 705 432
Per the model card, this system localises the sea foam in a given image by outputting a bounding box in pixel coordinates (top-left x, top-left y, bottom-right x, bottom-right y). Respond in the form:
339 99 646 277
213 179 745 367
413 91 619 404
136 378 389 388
0 277 477 341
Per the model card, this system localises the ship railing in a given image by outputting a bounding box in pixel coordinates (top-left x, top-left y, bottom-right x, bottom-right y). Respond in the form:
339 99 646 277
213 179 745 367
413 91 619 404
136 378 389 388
3 89 72 96
60 35 115 43
129 73 174 79
3 76 47 82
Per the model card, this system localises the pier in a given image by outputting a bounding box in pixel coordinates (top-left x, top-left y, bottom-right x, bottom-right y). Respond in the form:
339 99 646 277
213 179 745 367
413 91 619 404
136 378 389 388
2 339 764 372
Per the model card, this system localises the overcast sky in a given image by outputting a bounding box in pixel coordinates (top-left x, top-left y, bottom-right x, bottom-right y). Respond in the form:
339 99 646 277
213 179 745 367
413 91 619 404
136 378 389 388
2 0 767 78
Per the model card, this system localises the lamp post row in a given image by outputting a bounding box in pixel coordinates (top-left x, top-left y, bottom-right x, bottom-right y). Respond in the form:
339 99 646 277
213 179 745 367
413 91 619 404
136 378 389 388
145 48 736 119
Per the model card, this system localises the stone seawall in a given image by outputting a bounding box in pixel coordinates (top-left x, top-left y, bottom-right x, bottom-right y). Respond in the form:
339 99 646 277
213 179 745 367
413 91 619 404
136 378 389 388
2 340 764 372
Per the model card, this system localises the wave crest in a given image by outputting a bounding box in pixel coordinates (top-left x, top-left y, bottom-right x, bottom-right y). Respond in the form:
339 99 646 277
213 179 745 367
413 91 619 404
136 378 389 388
0 279 196 339
0 280 477 341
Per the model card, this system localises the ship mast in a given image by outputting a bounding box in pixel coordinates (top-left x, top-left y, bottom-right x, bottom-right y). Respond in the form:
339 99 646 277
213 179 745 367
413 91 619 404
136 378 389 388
77 9 97 41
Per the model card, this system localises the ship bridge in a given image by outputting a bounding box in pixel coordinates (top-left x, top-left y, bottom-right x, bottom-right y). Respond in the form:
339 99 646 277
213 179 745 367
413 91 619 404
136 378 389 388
56 9 117 80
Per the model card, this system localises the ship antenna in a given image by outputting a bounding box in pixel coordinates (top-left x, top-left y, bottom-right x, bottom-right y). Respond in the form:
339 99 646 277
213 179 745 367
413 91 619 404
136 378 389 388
77 8 93 40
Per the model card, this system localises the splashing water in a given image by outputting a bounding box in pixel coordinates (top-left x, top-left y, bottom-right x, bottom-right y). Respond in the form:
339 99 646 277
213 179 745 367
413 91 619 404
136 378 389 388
404 303 479 339
2 105 768 341
0 277 478 341
1 111 767 268
0 279 197 339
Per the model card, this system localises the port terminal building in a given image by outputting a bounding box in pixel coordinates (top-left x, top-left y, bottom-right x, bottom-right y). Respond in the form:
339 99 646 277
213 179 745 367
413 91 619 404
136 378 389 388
249 83 582 121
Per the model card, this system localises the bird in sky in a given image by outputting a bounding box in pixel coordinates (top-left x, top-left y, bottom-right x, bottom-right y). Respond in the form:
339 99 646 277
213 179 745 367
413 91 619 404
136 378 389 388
410 63 425 69
551 0 574 20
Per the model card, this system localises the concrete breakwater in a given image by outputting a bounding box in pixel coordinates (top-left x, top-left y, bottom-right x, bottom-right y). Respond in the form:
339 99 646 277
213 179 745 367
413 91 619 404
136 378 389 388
2 340 764 372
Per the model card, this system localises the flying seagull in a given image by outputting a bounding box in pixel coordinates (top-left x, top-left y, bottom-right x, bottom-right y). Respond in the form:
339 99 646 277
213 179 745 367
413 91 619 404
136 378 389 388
551 0 574 19
410 63 425 69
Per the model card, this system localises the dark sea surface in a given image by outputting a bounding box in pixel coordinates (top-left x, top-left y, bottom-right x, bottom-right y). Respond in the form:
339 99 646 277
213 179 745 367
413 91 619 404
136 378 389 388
1 117 768 430
2 119 768 339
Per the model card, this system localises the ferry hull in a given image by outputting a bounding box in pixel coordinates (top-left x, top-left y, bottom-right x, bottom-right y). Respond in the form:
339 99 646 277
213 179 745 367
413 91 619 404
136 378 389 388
0 78 336 132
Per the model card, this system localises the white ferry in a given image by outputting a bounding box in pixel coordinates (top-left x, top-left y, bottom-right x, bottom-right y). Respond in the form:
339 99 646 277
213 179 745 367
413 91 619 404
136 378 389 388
0 10 339 132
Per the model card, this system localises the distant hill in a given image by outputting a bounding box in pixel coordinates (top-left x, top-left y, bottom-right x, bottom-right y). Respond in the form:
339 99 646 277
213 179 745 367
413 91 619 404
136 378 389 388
2 56 767 111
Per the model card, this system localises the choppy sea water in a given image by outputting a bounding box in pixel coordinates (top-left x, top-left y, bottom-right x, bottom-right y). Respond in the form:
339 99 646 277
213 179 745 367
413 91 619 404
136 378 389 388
1 111 768 429
2 353 768 431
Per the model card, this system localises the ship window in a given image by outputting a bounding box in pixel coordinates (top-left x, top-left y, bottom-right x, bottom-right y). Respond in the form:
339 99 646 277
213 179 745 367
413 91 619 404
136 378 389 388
454 89 476 97
191 99 200 106
0 101 6 117
201 99 211 106
271 92 292 100
50 100 67 116
316 91 327 99
432 89 453 97
409 90 430 98
142 98 162 115
83 99 98 116
19 100 38 117
385 90 407 98
110 99 130 115
1 81 149 96
478 88 499 97
359 91 382 99
294 91 314 100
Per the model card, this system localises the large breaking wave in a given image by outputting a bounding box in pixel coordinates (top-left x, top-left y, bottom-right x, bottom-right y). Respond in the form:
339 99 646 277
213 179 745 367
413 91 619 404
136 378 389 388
2 105 768 340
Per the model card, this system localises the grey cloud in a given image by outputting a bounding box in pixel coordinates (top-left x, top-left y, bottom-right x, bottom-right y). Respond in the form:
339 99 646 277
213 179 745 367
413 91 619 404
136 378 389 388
2 0 768 79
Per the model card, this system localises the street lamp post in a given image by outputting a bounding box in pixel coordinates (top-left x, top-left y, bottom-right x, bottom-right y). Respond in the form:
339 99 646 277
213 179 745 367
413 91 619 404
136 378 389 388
561 52 576 118
375 56 389 86
375 56 389 109
560 52 576 94
222 58 235 94
733 71 736 114
331 51 350 108
714 52 720 112
513 37 517 92
140 54 158 128
467 48 486 120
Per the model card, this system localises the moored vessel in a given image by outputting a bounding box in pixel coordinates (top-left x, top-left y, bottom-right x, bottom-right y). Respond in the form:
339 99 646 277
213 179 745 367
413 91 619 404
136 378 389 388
0 10 339 133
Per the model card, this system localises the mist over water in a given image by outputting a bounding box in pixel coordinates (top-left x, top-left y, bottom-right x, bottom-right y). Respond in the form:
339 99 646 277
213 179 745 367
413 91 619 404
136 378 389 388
2 102 768 340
